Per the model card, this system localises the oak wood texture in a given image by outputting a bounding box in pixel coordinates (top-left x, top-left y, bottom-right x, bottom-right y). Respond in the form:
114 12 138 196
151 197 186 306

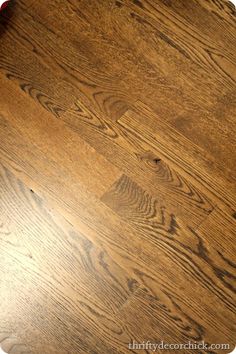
0 0 236 353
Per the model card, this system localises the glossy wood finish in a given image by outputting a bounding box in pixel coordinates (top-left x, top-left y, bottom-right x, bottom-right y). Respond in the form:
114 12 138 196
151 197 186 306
0 1 235 353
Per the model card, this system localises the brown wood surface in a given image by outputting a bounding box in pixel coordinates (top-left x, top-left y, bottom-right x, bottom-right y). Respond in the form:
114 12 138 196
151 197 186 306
0 0 236 353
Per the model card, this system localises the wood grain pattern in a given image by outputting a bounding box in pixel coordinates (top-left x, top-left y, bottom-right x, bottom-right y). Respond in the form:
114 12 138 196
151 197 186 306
0 0 235 353
101 174 236 310
119 103 236 212
61 99 215 228
0 164 139 354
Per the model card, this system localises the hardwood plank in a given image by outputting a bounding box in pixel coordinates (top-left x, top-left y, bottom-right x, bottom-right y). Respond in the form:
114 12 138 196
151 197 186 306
102 174 236 351
61 99 214 228
61 0 236 115
0 1 134 121
101 174 236 310
118 103 236 213
4 0 234 123
117 287 235 354
0 164 135 354
197 207 236 258
0 72 215 229
0 3 77 118
51 0 235 172
33 0 236 169
0 74 120 199
3 0 235 155
194 0 236 27
2 160 235 353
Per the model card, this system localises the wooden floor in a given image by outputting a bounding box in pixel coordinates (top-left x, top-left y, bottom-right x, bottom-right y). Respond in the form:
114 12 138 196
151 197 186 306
0 1 236 353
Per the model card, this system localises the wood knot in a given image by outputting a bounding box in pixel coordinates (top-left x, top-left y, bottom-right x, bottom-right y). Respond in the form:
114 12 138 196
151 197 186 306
153 157 161 164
